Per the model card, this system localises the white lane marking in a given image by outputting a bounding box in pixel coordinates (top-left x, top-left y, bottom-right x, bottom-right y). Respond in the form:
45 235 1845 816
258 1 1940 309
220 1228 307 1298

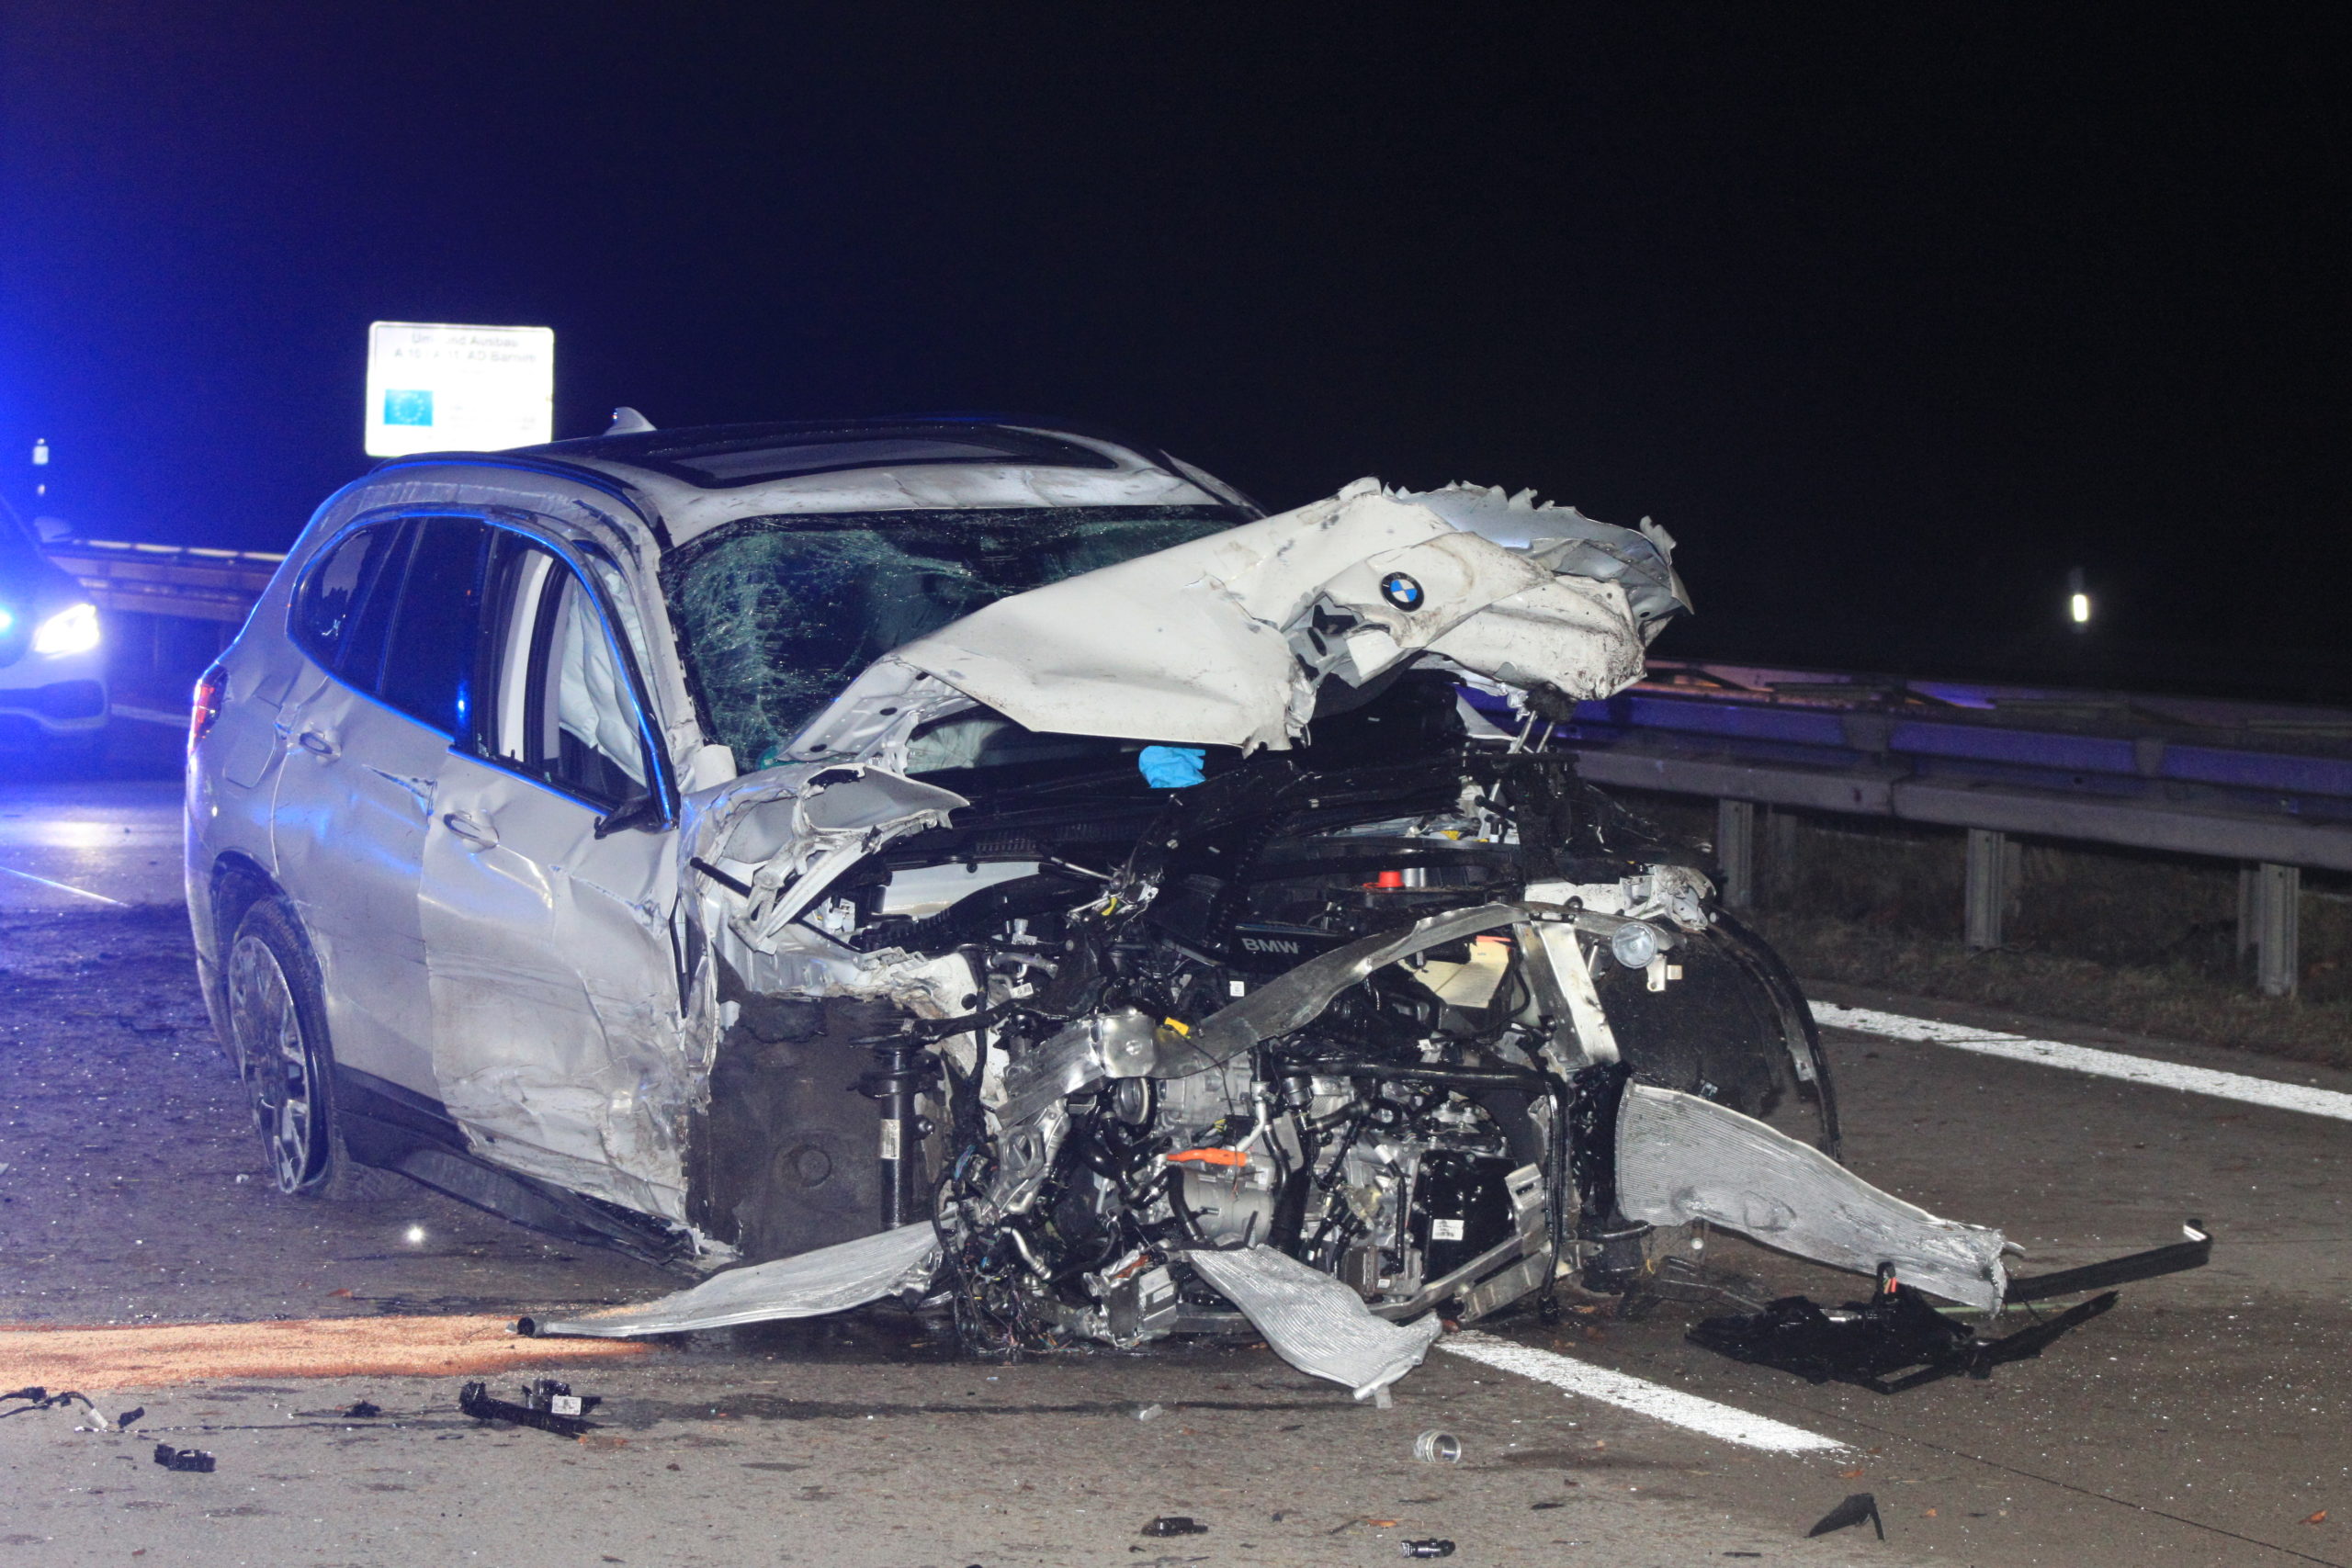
1813 1002 2352 1124
110 704 186 727
0 863 129 906
1441 1330 1849 1454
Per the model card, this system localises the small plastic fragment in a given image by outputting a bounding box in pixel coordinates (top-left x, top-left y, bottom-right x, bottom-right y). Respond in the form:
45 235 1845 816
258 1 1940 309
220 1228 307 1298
343 1401 382 1418
115 1406 145 1429
1807 1493 1884 1540
153 1444 216 1473
1141 1517 1208 1537
1400 1540 1456 1559
1412 1429 1462 1463
1134 1404 1165 1422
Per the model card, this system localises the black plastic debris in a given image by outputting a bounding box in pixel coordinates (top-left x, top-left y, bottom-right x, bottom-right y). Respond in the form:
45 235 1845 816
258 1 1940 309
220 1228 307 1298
2006 1223 2212 1303
1399 1540 1457 1559
1140 1517 1209 1537
343 1400 382 1418
524 1379 602 1417
457 1380 599 1437
1807 1493 1883 1540
114 1406 145 1430
153 1443 217 1473
1689 1266 2120 1394
1 1387 95 1419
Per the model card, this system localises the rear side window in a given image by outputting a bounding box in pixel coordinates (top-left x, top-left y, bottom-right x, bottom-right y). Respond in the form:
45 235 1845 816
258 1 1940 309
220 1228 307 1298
377 516 488 736
293 523 402 676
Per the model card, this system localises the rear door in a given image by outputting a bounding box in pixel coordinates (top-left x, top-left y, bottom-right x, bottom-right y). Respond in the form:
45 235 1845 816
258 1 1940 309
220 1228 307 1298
268 514 489 1097
418 523 684 1217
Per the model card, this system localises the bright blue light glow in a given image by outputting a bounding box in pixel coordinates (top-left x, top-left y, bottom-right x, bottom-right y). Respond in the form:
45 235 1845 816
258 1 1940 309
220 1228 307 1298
0 606 13 636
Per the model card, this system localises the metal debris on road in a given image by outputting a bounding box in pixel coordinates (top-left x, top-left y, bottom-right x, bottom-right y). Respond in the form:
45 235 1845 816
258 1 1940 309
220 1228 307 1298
152 1443 217 1473
1807 1493 1884 1540
1412 1429 1462 1463
1399 1540 1457 1558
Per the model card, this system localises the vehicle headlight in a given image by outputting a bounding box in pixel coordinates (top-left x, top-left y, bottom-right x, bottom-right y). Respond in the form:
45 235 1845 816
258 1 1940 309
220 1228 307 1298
1609 919 1662 970
32 602 101 657
0 605 14 636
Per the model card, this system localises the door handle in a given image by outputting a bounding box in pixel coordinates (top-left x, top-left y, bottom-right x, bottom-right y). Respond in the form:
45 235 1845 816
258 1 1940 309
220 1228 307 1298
295 729 338 758
441 810 499 850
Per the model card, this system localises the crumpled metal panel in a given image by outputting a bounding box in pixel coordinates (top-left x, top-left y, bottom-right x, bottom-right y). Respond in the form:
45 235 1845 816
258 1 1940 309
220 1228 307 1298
782 478 1683 762
1187 1245 1445 1401
421 751 691 1223
1614 1084 2008 1310
528 1221 942 1338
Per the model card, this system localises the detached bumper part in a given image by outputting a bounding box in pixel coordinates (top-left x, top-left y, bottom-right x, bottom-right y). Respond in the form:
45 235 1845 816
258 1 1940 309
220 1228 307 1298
1690 1271 2123 1394
524 1221 941 1338
1614 1083 2008 1311
1184 1245 1443 1402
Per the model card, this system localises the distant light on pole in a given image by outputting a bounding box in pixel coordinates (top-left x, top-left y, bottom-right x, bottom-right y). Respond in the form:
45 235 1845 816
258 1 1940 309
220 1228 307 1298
2066 567 2091 630
29 438 48 466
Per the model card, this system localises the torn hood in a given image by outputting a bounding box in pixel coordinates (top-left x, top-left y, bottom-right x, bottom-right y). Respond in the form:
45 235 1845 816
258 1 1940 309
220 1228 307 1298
781 477 1690 762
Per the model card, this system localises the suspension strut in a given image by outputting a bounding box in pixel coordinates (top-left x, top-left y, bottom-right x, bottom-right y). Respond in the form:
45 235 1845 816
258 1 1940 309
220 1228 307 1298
856 1039 940 1230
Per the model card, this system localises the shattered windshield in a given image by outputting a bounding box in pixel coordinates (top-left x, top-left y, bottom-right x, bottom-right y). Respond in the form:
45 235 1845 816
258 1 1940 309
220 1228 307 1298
662 504 1246 770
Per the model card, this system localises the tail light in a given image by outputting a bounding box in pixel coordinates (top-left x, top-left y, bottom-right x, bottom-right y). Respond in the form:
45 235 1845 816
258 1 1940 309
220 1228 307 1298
190 664 227 751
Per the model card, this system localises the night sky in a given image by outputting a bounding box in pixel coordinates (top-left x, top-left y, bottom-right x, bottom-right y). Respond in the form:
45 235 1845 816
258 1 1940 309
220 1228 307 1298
4 6 2346 695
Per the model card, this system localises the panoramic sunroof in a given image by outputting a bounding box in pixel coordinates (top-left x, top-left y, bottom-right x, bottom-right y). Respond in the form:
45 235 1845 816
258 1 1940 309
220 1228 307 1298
576 423 1120 490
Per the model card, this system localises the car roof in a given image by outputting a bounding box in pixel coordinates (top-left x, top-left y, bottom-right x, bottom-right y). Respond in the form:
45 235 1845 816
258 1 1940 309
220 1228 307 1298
369 416 1258 548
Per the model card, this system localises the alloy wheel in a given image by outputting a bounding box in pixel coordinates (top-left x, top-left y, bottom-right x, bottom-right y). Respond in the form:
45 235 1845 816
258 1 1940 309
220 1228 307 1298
227 931 320 1193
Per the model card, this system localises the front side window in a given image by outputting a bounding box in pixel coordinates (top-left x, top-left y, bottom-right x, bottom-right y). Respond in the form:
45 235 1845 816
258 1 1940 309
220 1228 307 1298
661 504 1244 771
481 534 651 811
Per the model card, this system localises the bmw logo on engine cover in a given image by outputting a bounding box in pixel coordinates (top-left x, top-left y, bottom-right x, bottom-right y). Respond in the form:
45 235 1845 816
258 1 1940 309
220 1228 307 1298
1380 571 1425 611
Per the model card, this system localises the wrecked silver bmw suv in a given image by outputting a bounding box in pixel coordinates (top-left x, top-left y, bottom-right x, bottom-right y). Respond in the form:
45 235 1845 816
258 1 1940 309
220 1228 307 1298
195 416 2138 1397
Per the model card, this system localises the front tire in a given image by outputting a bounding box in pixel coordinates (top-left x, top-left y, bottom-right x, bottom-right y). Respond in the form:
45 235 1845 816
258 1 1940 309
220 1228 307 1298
224 899 390 1201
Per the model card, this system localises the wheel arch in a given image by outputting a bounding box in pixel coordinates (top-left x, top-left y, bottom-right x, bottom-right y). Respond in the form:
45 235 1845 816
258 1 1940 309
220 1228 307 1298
200 852 293 1062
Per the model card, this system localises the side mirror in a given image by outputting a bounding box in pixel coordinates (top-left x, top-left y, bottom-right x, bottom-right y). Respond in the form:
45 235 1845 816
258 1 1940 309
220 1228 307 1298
593 791 664 839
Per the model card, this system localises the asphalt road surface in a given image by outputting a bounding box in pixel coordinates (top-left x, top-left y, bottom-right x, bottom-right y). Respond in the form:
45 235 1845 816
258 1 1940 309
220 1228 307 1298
1 729 2346 1567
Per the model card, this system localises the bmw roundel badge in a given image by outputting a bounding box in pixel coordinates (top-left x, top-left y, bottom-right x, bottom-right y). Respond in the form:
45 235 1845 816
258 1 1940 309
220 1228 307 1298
1380 571 1425 611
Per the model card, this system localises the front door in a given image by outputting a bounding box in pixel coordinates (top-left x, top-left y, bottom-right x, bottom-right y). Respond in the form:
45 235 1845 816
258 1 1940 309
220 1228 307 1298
418 527 684 1220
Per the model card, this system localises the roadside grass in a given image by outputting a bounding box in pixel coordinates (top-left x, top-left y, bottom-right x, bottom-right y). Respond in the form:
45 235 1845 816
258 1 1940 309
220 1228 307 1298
1754 908 2352 1074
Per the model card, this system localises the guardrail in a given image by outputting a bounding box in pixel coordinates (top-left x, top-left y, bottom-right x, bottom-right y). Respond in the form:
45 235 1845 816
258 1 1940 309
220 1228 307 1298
45 535 2341 998
42 539 283 720
1487 660 2352 998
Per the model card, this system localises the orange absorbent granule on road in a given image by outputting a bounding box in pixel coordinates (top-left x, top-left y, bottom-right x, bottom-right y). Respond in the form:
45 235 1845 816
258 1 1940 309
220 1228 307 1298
0 1314 650 1392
